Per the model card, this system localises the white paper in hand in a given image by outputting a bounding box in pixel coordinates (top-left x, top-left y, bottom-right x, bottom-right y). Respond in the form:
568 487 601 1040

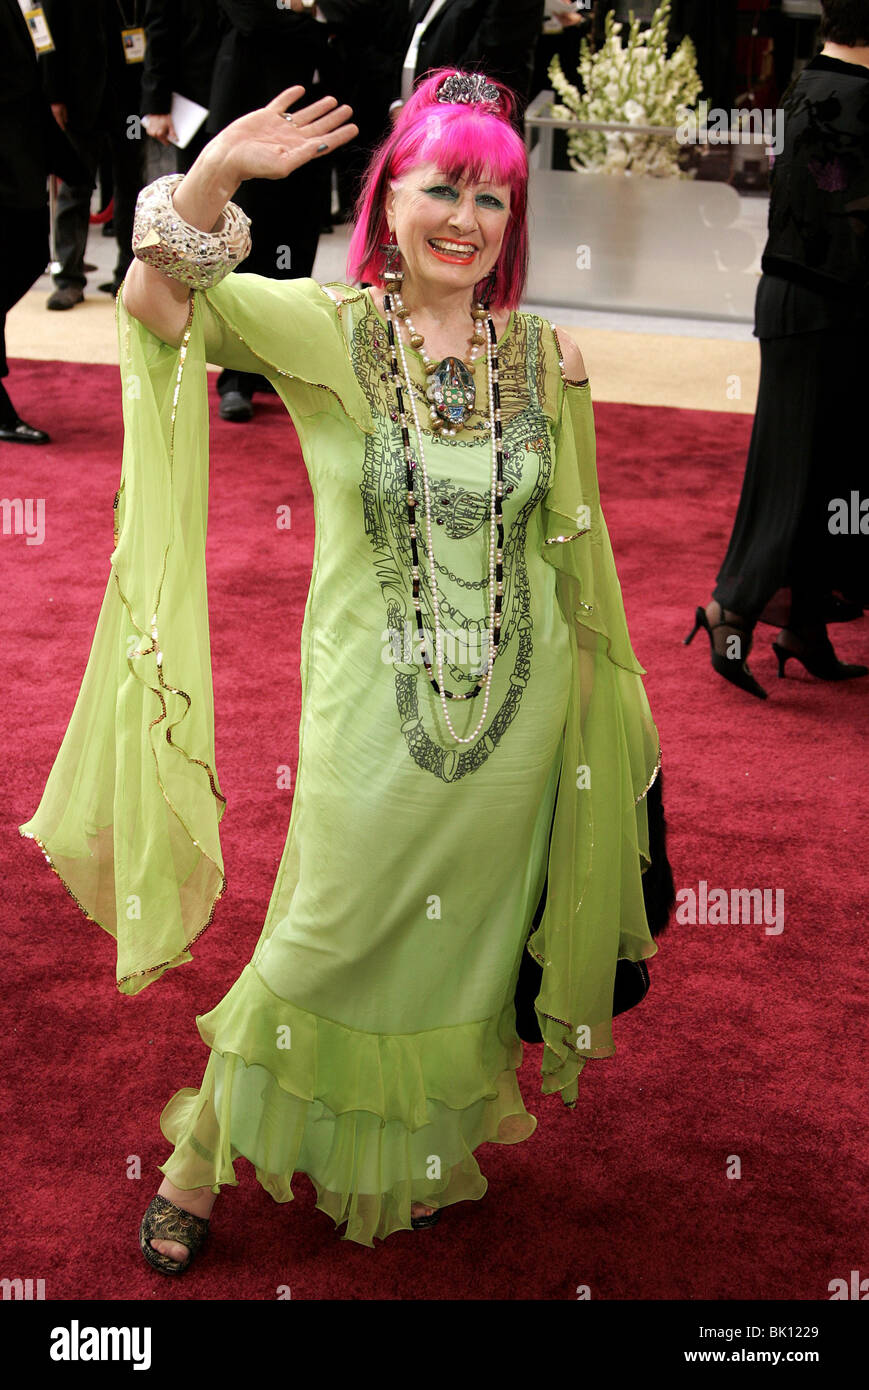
170 92 209 149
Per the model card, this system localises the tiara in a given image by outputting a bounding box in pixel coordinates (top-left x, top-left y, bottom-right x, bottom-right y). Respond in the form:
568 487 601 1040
435 73 500 108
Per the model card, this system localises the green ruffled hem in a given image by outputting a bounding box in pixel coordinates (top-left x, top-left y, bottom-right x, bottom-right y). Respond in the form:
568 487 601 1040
157 963 538 1247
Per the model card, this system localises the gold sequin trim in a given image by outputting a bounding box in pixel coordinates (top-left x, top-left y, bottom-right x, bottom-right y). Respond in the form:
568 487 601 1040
112 294 128 550
19 828 102 926
110 593 228 987
112 485 123 550
320 281 368 310
556 1029 581 1056
549 322 591 390
117 292 226 811
115 583 227 810
18 827 224 989
117 884 226 988
523 942 573 1031
635 745 663 806
544 527 590 545
540 1009 573 1031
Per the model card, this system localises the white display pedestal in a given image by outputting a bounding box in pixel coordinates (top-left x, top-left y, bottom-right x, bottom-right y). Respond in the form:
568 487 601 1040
527 168 762 320
525 95 770 321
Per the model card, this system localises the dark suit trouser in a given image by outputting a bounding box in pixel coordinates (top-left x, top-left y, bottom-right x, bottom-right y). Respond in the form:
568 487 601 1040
0 204 49 401
52 124 143 290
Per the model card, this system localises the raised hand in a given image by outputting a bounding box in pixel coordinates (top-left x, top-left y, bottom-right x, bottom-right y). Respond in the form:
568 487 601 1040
124 86 359 344
207 86 359 188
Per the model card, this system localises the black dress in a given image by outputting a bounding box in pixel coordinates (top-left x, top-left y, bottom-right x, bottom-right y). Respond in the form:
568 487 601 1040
713 55 869 628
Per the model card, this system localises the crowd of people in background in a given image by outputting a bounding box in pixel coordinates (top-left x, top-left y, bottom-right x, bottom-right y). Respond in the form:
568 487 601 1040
0 0 825 440
3 0 607 437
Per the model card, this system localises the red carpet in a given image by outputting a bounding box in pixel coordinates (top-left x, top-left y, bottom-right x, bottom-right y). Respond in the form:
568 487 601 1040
2 357 867 1300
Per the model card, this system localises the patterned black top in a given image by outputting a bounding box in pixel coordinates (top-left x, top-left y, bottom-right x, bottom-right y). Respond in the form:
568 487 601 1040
761 54 869 310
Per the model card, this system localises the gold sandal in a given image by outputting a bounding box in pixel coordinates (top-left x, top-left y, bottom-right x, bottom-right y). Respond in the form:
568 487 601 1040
139 1193 210 1275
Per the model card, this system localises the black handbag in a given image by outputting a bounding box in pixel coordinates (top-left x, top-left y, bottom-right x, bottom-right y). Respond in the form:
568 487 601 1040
513 769 675 1044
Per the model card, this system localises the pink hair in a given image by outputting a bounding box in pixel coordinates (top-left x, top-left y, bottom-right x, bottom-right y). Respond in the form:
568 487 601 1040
346 70 529 312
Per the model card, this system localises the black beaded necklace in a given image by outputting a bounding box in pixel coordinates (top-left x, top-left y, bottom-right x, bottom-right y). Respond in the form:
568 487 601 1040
383 286 506 745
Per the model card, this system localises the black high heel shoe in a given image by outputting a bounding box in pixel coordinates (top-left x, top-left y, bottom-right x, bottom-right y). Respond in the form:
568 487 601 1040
684 603 768 699
772 634 869 682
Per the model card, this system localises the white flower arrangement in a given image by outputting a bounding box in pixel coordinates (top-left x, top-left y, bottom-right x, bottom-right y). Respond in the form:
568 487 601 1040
548 0 703 178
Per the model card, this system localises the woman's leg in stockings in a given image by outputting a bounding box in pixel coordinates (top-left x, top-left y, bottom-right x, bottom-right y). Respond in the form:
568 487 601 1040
776 583 830 655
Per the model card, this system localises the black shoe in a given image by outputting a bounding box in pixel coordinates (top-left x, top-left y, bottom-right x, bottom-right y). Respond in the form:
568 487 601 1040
772 633 869 682
98 280 123 295
684 602 767 699
219 390 253 422
410 1206 441 1230
46 286 84 310
0 418 50 444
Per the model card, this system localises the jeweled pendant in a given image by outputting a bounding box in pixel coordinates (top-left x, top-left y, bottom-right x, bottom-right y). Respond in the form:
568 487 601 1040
428 356 475 429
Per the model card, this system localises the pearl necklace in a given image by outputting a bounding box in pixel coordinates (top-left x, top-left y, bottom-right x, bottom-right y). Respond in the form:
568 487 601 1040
383 290 505 746
393 292 487 436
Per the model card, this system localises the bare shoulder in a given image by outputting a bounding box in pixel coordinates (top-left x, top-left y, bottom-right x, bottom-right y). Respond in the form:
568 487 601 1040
554 326 588 383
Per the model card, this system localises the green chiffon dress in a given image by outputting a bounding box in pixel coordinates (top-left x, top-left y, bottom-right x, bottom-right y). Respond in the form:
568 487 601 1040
19 273 661 1247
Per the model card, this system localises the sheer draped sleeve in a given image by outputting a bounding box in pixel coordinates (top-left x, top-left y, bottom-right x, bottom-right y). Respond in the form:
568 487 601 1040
528 339 662 1107
197 273 375 432
18 275 371 994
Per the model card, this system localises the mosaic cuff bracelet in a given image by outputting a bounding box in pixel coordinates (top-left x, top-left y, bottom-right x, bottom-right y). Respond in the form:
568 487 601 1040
131 173 252 290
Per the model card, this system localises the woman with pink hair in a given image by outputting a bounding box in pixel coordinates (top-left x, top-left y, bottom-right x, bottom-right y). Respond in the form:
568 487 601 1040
22 68 663 1266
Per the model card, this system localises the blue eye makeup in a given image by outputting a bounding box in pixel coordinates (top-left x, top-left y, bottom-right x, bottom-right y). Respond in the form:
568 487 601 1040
423 184 506 210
